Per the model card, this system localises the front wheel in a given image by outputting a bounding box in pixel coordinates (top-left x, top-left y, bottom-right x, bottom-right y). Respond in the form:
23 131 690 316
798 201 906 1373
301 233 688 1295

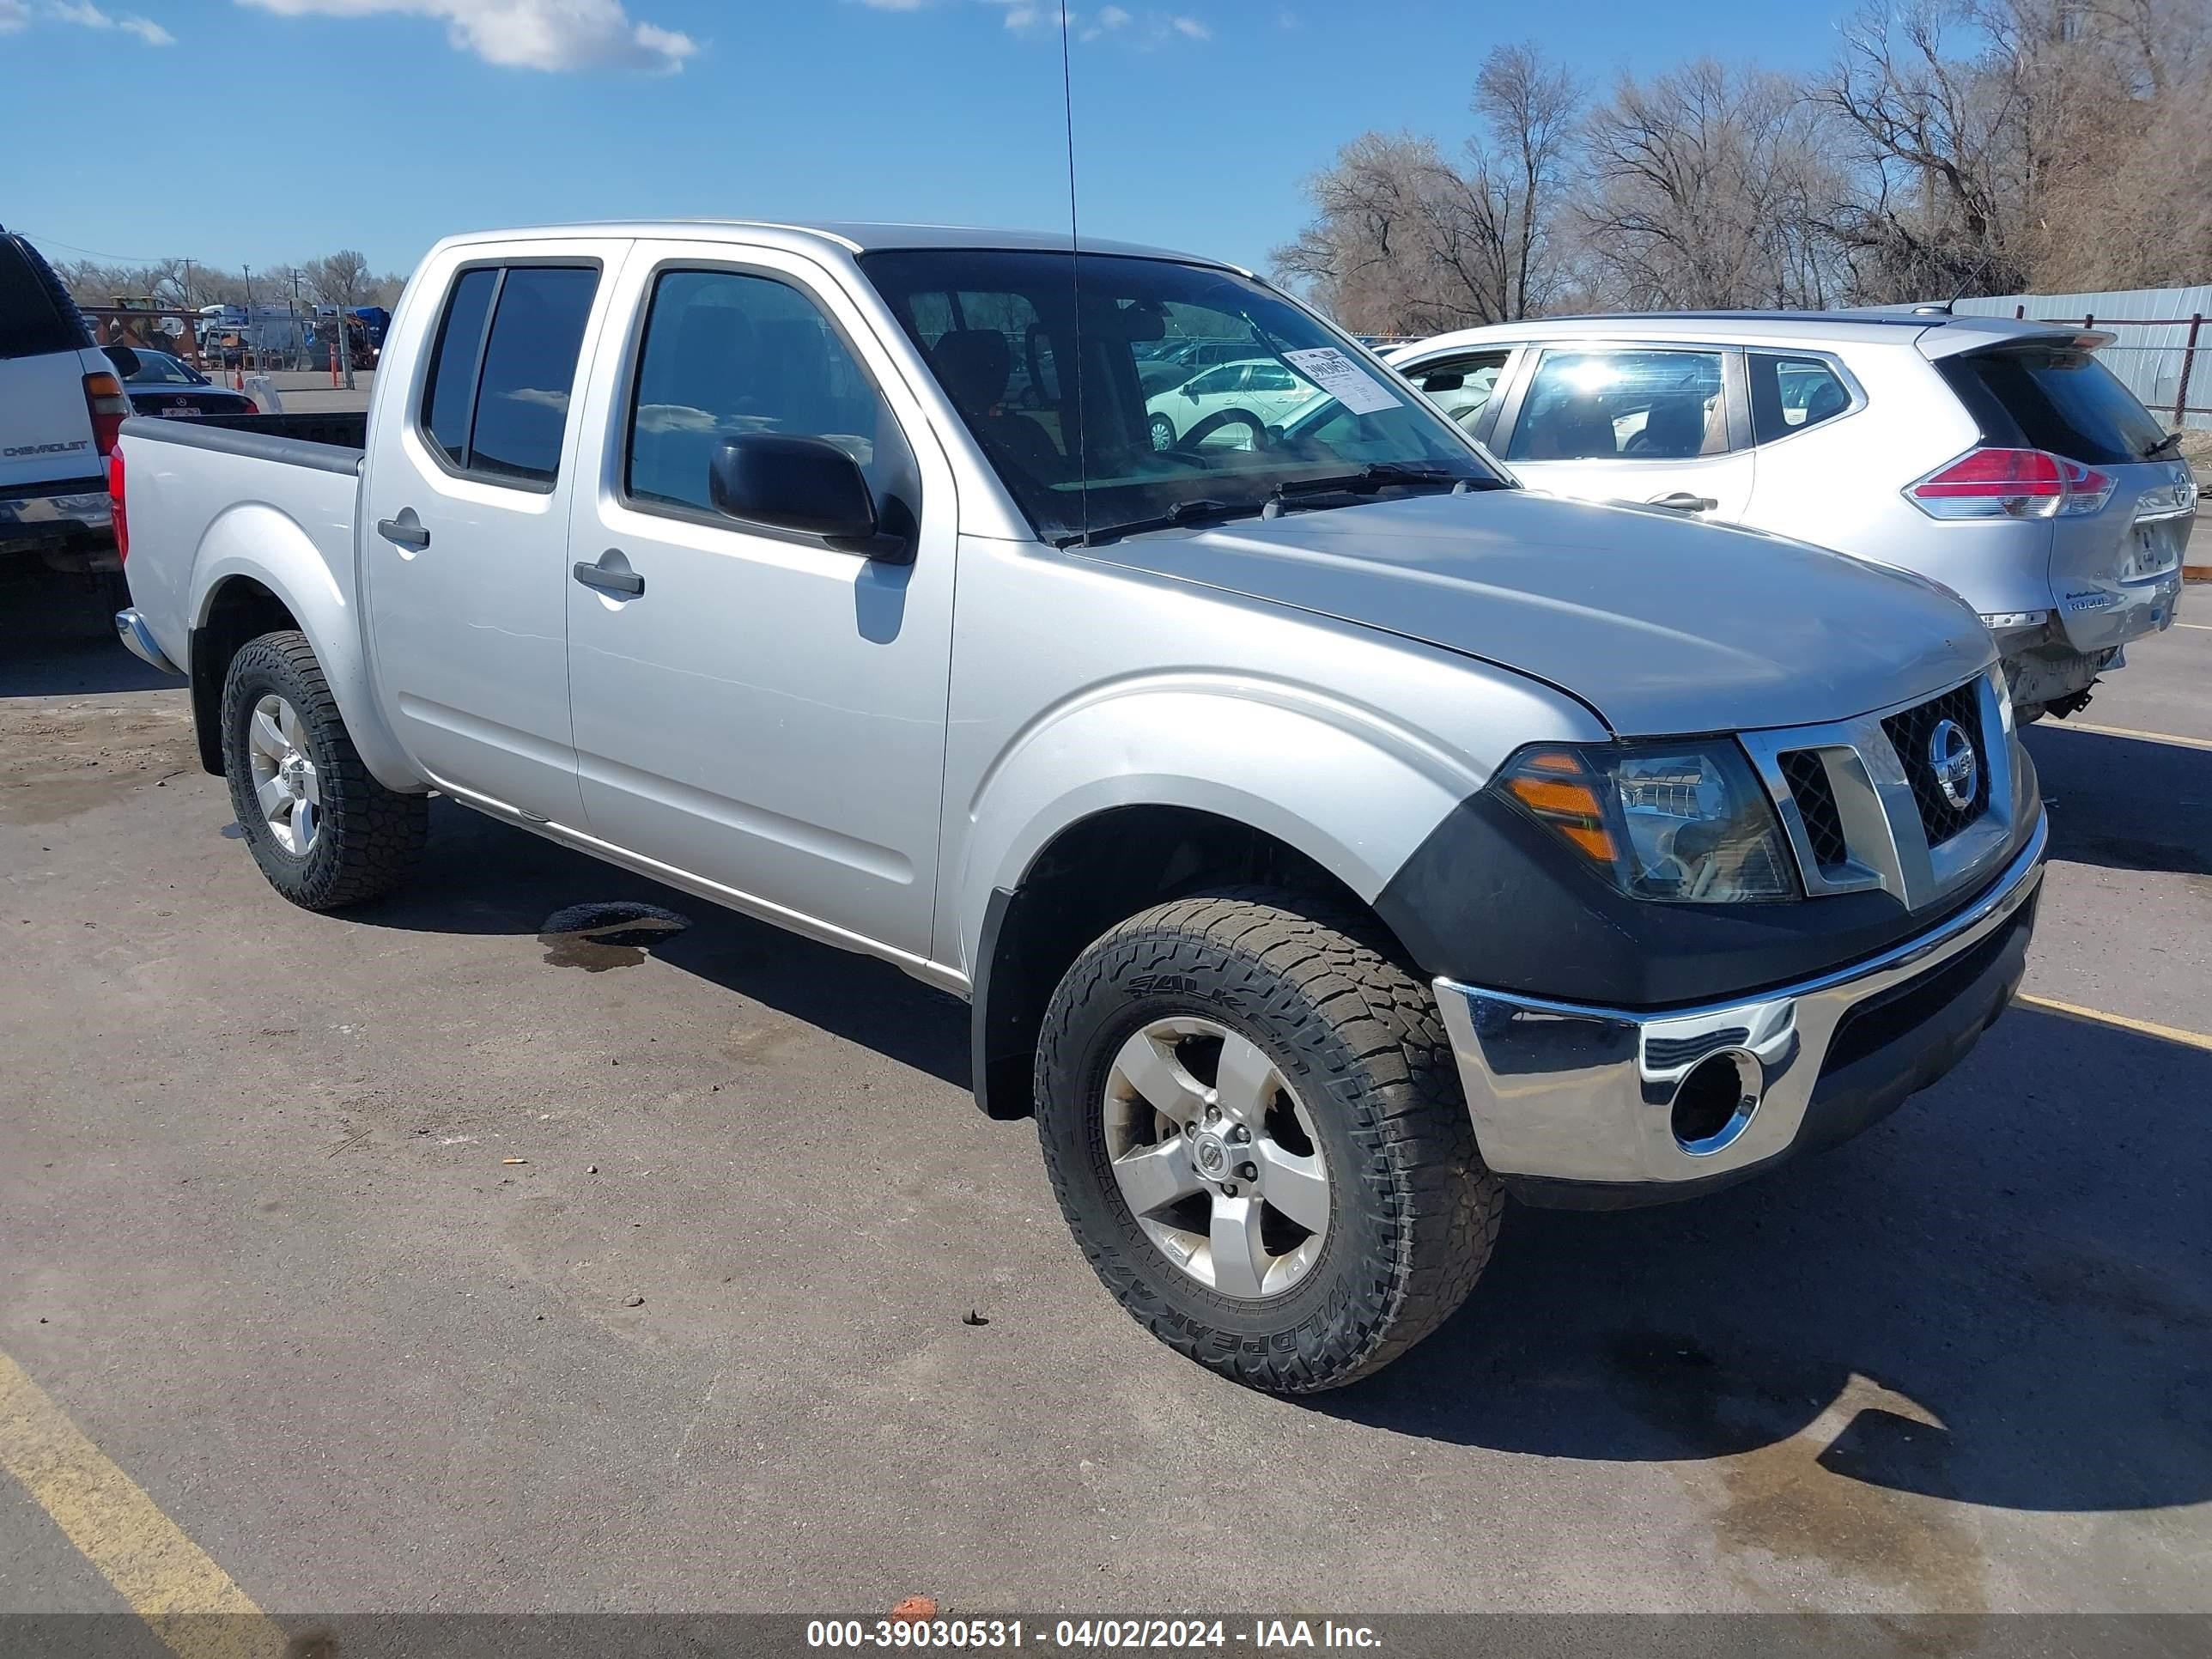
1035 889 1502 1393
221 629 428 911
1147 411 1176 452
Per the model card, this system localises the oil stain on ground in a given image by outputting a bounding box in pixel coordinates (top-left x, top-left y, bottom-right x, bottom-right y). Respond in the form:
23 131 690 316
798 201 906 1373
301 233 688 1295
539 901 691 971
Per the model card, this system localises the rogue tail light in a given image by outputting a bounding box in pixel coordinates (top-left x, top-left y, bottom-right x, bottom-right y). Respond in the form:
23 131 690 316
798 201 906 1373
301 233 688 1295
1906 447 2114 520
83 371 131 458
107 445 128 563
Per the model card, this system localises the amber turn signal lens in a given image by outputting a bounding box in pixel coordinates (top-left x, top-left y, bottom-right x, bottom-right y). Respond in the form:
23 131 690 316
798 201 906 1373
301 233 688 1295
1500 750 1616 863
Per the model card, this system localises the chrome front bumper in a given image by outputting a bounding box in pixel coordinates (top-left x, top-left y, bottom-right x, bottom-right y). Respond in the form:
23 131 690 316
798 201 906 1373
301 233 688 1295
1433 811 2047 1200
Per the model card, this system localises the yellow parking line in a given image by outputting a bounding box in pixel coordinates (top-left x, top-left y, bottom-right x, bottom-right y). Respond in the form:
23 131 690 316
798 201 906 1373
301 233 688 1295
0 1347 286 1659
2045 720 2212 752
2018 994 2212 1054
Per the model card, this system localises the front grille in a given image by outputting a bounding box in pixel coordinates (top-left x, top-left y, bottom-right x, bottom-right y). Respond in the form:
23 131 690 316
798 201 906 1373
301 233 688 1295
1882 682 1989 847
1778 750 1848 871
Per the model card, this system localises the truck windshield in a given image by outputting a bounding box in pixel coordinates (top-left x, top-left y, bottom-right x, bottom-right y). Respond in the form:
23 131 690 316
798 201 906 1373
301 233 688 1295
860 249 1502 544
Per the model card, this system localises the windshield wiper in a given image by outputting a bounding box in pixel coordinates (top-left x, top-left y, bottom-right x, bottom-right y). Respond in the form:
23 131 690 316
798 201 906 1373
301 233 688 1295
2142 431 2184 461
1271 464 1501 503
1054 496 1267 548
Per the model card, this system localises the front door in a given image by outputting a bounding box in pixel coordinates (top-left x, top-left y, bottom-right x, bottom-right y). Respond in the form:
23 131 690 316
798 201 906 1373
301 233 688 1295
1494 344 1755 522
361 246 617 823
562 242 957 959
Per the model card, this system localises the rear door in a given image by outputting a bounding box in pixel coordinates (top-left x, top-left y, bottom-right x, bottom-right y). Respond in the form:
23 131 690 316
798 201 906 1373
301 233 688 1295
1492 343 1754 520
1936 340 2191 652
0 235 100 495
360 242 621 825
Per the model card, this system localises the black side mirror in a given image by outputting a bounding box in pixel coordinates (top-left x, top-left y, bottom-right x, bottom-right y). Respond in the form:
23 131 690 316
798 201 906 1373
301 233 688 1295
709 434 878 544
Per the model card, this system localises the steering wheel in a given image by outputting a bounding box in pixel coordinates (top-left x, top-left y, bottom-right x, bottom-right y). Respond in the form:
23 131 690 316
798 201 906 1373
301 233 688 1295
1180 408 1269 453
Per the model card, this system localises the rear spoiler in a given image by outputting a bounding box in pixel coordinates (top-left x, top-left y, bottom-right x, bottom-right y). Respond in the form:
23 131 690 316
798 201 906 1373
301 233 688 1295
1915 316 2115 360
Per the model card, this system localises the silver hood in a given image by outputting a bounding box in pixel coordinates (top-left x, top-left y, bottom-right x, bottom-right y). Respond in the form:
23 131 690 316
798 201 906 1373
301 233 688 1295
1079 490 1994 737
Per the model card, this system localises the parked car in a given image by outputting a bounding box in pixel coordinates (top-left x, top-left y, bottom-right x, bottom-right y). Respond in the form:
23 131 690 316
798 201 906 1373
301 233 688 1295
1 226 125 585
113 222 2045 1394
1145 356 1323 451
1384 314 2195 719
1134 335 1261 396
104 346 261 419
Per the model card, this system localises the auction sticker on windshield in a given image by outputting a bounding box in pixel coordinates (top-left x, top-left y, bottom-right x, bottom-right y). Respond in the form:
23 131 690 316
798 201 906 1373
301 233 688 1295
1281 347 1401 416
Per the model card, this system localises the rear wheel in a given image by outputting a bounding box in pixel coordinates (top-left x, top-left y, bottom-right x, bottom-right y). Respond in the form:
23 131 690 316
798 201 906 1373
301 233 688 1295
1035 889 1502 1393
220 629 427 910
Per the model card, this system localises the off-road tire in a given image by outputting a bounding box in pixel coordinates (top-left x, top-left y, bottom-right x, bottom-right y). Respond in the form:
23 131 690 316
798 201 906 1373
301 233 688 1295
1035 887 1503 1393
220 629 427 910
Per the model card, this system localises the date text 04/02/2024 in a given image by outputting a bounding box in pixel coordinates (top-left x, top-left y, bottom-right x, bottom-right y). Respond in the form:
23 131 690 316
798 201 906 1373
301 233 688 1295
805 1619 1382 1650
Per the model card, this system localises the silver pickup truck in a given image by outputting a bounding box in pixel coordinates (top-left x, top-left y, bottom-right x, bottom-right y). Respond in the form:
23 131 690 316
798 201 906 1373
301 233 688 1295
113 221 2048 1392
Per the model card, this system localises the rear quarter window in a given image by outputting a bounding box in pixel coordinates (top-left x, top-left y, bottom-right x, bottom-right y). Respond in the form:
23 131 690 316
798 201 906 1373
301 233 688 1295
0 235 92 361
1938 346 2168 465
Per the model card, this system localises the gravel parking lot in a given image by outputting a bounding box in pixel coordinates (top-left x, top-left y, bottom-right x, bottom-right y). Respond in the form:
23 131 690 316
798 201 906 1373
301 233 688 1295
2 568 2207 1623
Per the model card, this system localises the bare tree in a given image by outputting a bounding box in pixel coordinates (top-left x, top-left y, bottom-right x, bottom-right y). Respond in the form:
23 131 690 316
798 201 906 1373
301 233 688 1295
1474 42 1583 319
1273 44 1582 331
307 250 371 311
1581 59 1848 309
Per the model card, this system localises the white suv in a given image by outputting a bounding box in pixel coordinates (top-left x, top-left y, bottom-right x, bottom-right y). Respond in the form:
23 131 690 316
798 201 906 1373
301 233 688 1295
1388 313 2196 717
1 227 129 584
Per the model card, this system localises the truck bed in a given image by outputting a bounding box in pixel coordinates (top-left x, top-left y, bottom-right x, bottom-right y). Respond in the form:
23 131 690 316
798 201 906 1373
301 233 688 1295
116 412 362 682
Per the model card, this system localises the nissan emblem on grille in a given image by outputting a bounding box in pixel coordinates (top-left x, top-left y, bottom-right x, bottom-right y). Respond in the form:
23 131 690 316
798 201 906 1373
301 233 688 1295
1928 719 1978 814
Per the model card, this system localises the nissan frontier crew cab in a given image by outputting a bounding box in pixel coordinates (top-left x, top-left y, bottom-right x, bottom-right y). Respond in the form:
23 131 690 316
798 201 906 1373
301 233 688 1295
112 222 2048 1393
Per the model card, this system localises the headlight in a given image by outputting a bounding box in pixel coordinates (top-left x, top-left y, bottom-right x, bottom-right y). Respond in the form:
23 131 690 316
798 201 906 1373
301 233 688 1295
1492 741 1798 902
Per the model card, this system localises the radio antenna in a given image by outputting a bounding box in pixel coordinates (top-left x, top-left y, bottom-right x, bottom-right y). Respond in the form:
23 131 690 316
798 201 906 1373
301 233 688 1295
1059 0 1091 543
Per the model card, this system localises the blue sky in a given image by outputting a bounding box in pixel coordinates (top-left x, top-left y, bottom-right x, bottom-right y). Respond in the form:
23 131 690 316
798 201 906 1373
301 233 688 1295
2 0 1856 283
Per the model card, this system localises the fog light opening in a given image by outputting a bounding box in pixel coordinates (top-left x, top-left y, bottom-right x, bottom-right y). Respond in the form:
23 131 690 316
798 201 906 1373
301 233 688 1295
1671 1050 1761 1155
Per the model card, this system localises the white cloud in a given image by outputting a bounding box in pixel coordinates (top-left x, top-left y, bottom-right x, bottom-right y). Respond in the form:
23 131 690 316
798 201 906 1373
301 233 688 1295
39 2 173 41
0 0 32 27
1169 13 1206 38
237 0 697 73
1097 2 1127 21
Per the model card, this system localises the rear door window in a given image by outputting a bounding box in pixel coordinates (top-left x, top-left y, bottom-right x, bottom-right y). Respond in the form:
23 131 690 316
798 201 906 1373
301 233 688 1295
420 268 497 467
466 268 600 486
1938 345 2169 465
416 264 599 488
0 235 88 361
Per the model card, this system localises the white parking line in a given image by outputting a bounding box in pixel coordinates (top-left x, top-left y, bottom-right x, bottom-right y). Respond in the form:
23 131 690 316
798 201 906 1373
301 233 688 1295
2040 720 2212 752
2177 621 2212 632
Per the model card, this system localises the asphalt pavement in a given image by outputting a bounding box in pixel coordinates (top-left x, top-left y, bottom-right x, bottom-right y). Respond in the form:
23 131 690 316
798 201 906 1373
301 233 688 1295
1 569 2206 1626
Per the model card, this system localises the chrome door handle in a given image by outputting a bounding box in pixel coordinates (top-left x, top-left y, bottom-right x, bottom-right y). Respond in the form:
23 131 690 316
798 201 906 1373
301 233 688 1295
1648 492 1718 514
376 509 429 549
573 557 644 598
